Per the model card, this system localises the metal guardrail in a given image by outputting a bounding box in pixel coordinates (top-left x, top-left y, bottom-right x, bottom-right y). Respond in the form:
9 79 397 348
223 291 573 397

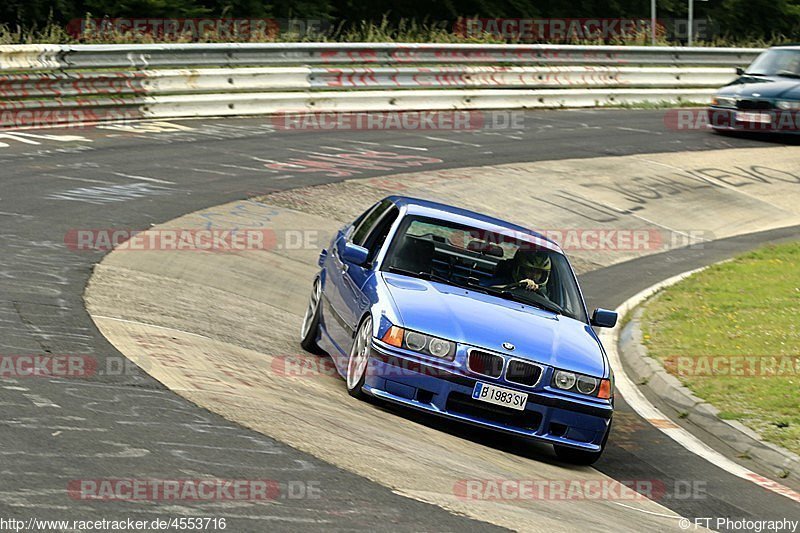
0 43 764 128
0 43 763 70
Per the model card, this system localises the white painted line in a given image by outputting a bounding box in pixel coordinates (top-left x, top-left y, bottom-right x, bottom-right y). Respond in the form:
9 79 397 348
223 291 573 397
601 268 800 504
22 393 61 408
342 140 380 146
609 501 684 520
43 174 116 185
318 146 353 152
423 135 482 147
242 155 283 168
111 172 175 185
217 163 274 173
9 132 90 142
91 315 213 341
388 144 429 151
0 133 39 145
617 127 662 135
184 167 238 177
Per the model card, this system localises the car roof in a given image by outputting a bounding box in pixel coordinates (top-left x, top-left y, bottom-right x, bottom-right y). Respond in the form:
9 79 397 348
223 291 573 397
386 195 563 252
770 45 800 50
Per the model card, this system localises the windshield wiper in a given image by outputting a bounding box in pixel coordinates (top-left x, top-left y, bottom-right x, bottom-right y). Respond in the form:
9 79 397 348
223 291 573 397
386 266 451 284
465 282 564 315
776 70 800 79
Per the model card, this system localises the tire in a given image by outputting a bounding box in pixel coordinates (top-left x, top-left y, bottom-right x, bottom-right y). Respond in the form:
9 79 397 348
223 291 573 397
553 424 610 466
300 277 324 354
346 316 372 399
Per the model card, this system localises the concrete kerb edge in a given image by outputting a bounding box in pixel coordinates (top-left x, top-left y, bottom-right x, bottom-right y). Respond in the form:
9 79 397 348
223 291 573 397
615 266 800 480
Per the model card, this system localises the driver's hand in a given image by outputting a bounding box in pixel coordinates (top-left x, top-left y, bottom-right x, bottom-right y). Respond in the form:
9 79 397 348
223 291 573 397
517 278 539 291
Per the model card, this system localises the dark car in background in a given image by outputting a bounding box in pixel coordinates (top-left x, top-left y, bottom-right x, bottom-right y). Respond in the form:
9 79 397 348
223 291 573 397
708 45 800 133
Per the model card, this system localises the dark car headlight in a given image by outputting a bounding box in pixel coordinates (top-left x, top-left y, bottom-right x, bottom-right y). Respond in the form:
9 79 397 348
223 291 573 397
552 369 612 399
381 326 456 360
777 100 800 111
711 96 737 108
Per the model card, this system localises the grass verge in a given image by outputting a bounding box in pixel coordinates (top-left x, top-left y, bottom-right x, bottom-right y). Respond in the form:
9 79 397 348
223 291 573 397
642 241 800 456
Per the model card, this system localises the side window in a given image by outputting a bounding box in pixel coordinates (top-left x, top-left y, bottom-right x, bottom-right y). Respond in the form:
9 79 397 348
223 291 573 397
352 199 392 246
363 207 400 263
348 202 377 239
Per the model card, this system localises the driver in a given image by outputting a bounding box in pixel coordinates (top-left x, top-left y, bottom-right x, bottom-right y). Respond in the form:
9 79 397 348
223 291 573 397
486 249 551 293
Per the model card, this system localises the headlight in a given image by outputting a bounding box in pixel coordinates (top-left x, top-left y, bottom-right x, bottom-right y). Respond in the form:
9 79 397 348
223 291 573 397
428 338 453 358
576 375 598 394
711 96 737 108
381 326 455 360
553 370 576 390
405 331 427 351
776 100 800 111
552 369 612 399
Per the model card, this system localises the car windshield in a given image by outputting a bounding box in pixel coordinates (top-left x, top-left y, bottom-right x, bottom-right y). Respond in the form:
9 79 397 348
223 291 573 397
380 215 588 323
746 49 800 77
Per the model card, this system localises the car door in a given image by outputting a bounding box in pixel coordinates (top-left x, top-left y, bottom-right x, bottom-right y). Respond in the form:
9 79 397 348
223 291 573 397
339 205 400 335
322 200 392 357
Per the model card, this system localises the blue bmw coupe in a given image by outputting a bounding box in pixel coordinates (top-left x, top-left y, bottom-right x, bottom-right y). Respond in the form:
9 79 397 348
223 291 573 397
300 196 618 464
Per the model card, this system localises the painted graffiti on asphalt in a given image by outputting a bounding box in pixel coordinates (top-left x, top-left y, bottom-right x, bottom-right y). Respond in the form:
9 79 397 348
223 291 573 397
537 164 800 223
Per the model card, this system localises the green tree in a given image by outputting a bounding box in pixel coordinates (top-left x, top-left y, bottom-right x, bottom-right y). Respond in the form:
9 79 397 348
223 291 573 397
716 0 800 39
83 0 210 18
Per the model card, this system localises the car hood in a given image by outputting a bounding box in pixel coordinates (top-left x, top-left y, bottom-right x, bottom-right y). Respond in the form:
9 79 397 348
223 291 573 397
718 76 800 99
381 273 606 377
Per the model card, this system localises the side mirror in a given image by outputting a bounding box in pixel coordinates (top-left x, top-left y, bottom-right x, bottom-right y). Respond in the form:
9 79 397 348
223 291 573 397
735 66 745 76
342 242 369 266
591 308 618 328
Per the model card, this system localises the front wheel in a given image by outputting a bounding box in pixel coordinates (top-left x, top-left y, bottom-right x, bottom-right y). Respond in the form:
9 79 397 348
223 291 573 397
346 316 372 399
300 278 324 354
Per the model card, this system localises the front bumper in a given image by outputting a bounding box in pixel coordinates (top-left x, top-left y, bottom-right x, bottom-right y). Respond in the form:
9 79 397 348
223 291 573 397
363 340 612 451
707 107 800 133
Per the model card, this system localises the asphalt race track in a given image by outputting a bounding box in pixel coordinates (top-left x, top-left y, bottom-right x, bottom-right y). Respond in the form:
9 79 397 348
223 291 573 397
1 109 799 531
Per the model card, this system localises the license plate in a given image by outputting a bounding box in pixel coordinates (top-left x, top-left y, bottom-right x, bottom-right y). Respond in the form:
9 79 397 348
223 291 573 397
735 111 772 124
472 382 527 411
